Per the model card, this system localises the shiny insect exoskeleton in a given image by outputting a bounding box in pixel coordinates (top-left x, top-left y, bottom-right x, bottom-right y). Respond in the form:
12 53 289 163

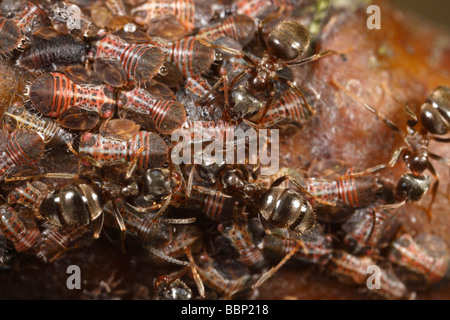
79 130 169 170
147 36 221 78
117 85 186 134
8 176 109 230
263 225 333 266
91 33 167 83
388 233 450 288
207 19 332 124
36 223 96 262
131 0 213 31
342 208 400 256
0 129 45 182
187 75 263 123
328 250 413 300
17 34 89 73
0 205 40 253
154 275 193 300
33 183 103 229
334 83 450 216
29 72 116 130
220 167 316 239
0 1 45 56
3 103 74 148
195 15 256 46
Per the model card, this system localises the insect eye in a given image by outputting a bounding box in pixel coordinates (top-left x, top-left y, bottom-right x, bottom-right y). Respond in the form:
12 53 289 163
401 182 409 191
214 51 223 62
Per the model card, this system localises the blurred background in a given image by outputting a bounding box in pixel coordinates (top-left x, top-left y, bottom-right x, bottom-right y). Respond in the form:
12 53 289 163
393 0 450 28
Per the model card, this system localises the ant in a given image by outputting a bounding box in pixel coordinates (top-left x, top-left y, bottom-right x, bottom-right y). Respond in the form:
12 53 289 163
197 15 335 124
333 81 450 218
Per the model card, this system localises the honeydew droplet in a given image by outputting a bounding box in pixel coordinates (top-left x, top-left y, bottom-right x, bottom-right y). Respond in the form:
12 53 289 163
124 23 137 33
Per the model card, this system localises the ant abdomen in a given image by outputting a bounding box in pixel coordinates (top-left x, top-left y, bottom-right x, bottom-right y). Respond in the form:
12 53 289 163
259 186 315 235
40 184 103 229
267 20 310 61
420 86 450 135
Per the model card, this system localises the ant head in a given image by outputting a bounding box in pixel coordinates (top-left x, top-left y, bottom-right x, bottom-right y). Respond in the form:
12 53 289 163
228 85 263 121
396 174 431 202
143 168 176 199
267 20 310 61
196 162 226 184
420 86 450 135
221 168 246 189
156 277 192 300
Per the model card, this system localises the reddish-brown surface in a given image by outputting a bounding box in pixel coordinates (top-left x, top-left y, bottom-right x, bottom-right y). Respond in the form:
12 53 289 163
0 1 449 299
258 1 450 299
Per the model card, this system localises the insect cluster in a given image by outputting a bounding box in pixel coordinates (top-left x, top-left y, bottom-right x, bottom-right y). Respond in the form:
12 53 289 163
0 0 449 300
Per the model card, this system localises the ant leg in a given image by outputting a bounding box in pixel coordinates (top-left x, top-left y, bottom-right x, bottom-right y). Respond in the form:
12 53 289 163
271 175 337 207
433 152 450 202
173 163 188 194
425 162 439 220
257 23 267 50
256 85 276 125
242 118 264 130
185 247 205 299
194 75 225 106
126 146 145 179
229 67 252 90
129 194 175 232
258 2 285 40
373 200 407 211
331 78 406 139
366 210 378 246
276 76 316 116
93 213 104 239
431 137 450 143
155 266 191 293
252 237 307 290
342 147 406 178
220 67 231 109
429 152 450 166
380 82 419 125
111 203 127 253
196 38 259 65
287 50 337 67
403 105 418 123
